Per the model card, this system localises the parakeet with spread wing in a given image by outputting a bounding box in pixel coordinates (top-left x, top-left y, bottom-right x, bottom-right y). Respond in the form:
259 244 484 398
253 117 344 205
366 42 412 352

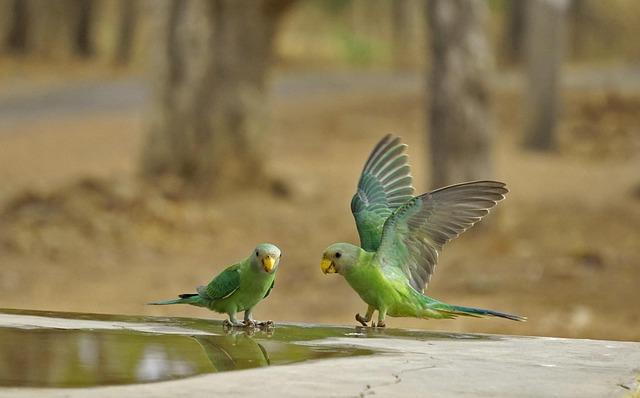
149 243 281 328
320 135 525 327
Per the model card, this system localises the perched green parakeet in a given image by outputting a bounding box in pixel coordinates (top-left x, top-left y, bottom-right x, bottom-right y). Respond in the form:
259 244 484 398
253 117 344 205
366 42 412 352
320 135 525 327
149 243 281 327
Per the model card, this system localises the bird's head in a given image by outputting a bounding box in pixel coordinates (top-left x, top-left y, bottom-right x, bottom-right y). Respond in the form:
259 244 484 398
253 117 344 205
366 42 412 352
252 243 281 274
320 243 361 276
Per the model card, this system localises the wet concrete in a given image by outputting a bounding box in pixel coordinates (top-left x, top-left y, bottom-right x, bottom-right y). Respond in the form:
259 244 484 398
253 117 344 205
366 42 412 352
0 308 639 397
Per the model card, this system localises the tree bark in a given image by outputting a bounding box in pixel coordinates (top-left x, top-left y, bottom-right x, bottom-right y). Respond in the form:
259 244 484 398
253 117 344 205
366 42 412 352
141 0 294 197
113 0 138 65
1 0 28 54
523 0 569 151
391 0 422 70
74 0 94 57
568 0 588 61
92 0 140 66
21 0 95 60
426 0 494 188
503 0 526 65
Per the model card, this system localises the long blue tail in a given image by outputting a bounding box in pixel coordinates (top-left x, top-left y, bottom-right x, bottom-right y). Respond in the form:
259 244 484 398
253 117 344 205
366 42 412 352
147 293 200 306
432 302 526 322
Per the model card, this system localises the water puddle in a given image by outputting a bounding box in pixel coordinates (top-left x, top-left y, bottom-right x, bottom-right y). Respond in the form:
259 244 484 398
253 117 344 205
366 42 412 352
0 308 497 388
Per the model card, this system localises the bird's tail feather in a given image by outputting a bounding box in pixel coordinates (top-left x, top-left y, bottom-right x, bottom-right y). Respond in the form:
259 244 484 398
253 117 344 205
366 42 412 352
147 294 200 306
431 303 526 322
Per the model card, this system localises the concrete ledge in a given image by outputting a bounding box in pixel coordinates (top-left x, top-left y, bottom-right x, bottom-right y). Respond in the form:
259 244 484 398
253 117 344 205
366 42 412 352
0 309 638 397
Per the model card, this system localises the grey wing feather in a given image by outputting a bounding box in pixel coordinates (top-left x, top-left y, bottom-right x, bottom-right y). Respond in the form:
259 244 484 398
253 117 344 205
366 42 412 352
375 181 508 292
351 135 415 251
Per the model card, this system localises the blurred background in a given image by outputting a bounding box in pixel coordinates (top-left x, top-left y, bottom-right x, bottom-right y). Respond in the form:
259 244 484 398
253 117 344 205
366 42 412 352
0 0 638 341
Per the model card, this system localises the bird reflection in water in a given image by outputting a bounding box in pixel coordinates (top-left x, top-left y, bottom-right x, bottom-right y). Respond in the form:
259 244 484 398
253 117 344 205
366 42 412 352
0 327 274 387
0 313 372 388
193 327 273 372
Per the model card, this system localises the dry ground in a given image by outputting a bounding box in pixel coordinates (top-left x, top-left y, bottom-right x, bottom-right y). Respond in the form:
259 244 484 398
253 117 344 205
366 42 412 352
0 74 639 341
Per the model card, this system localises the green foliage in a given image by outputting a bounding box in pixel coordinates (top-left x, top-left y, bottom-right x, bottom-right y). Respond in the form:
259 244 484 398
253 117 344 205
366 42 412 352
309 0 352 15
487 0 510 13
336 29 373 65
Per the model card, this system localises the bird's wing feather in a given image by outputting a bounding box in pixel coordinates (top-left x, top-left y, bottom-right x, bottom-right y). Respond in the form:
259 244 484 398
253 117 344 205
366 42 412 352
263 280 275 299
374 181 508 292
199 264 241 300
351 135 415 251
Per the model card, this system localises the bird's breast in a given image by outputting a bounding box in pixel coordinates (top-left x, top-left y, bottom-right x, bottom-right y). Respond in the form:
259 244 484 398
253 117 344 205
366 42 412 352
344 265 397 309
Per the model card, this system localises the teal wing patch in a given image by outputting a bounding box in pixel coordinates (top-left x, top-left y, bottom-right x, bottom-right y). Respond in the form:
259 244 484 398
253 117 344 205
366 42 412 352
374 181 508 292
263 280 275 299
198 264 241 300
351 135 414 251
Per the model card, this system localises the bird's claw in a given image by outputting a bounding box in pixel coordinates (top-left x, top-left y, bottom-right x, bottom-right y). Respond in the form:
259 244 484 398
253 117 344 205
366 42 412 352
355 313 369 327
223 319 245 328
243 319 274 329
255 320 274 329
355 313 386 328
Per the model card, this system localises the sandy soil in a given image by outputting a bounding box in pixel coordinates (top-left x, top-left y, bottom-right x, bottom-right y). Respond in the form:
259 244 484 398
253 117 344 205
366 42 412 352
0 74 639 341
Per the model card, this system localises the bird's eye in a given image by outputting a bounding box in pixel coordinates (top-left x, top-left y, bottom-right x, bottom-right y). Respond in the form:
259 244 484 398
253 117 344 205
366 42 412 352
255 251 259 257
335 252 342 259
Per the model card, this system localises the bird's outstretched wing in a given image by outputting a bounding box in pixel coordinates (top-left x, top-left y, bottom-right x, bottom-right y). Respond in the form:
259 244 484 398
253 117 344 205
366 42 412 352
374 181 508 292
351 135 415 251
197 264 241 300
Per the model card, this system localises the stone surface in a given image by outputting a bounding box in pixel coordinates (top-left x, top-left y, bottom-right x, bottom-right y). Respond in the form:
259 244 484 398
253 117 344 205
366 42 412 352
0 309 638 397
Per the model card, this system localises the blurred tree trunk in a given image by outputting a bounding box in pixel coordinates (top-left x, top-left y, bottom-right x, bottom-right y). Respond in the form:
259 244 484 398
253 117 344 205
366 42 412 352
391 0 422 69
426 0 494 188
349 0 389 39
503 0 526 65
1 0 28 54
0 0 13 51
391 0 411 68
523 0 569 151
141 0 294 197
24 0 74 58
112 0 138 65
568 0 589 61
22 0 95 59
93 0 139 66
74 0 94 57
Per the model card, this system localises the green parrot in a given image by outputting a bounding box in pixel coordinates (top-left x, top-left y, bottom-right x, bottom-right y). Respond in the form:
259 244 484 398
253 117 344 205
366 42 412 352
149 243 281 327
320 135 525 327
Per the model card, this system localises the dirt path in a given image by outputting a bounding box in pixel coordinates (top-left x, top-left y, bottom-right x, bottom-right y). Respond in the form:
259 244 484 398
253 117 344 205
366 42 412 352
3 66 640 129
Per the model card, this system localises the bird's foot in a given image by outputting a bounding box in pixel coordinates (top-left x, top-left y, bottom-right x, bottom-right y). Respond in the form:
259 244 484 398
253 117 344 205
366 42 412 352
254 320 274 329
223 319 245 328
355 313 370 327
374 321 386 328
240 319 274 330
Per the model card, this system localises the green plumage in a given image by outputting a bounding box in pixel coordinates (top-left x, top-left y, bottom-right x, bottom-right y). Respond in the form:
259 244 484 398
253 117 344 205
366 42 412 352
193 334 270 371
323 135 525 326
149 243 280 326
351 136 414 251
